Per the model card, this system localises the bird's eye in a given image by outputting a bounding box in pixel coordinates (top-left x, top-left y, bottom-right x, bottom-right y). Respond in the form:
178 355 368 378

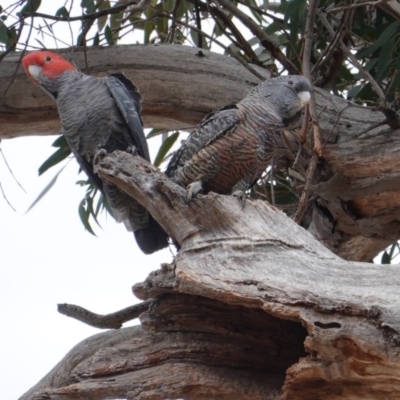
45 56 51 62
288 80 293 85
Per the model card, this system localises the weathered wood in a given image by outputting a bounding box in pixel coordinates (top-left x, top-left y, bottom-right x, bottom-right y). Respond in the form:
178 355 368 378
99 152 400 399
21 295 291 400
21 152 400 399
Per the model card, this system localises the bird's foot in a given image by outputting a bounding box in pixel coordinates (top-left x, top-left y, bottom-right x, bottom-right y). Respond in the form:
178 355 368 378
232 190 246 209
93 148 108 165
187 181 203 202
126 145 137 156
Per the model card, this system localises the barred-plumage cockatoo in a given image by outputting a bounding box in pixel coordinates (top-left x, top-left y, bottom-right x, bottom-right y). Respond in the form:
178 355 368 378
22 51 168 254
166 75 312 203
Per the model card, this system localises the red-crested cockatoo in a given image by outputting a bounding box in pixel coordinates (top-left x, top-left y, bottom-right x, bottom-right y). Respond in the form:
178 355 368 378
22 50 168 254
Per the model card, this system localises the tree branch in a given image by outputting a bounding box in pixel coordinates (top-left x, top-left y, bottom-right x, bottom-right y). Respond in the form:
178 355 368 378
57 300 153 329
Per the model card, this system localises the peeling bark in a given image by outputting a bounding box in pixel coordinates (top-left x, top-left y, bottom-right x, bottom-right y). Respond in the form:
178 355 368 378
20 152 400 400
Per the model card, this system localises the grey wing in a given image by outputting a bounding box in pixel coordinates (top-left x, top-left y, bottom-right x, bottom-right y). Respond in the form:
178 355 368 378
166 105 239 178
106 73 150 161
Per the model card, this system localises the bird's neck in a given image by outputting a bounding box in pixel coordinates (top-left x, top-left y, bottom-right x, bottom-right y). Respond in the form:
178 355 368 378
41 70 84 99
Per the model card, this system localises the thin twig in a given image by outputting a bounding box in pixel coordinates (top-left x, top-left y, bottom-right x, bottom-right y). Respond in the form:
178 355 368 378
162 13 267 81
293 152 319 224
0 146 26 193
166 0 181 43
58 299 153 329
317 9 386 105
0 179 16 211
211 0 300 74
207 2 260 64
194 0 203 49
328 0 383 13
20 0 143 23
353 118 389 138
323 105 349 148
121 0 152 24
312 4 351 74
270 156 275 206
294 0 321 225
302 0 322 157
1 14 34 104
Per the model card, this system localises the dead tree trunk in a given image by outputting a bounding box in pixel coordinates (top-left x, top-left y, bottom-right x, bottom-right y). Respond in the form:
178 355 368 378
20 152 400 400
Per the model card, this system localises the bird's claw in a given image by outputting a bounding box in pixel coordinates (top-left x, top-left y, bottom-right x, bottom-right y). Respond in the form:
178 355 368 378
93 148 108 165
186 181 203 202
126 145 137 156
232 190 246 209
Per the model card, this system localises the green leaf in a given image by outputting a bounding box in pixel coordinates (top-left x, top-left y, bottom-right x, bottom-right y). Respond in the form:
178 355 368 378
357 21 399 59
35 38 46 48
153 131 179 167
146 128 167 139
110 9 123 44
78 199 96 235
38 147 71 175
96 0 110 31
26 164 67 213
104 24 114 45
0 21 8 44
52 135 68 148
21 0 41 14
55 6 69 17
144 21 155 43
284 0 306 23
381 251 391 264
93 31 100 46
375 39 393 84
81 0 95 13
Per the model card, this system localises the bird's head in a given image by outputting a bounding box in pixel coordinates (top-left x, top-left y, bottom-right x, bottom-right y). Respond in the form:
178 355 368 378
22 51 77 99
250 75 312 123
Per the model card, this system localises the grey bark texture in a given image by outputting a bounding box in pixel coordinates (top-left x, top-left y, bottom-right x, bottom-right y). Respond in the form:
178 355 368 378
20 152 400 400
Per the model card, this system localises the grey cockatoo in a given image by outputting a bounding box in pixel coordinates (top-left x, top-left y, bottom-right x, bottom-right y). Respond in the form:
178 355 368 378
22 50 168 254
166 75 312 202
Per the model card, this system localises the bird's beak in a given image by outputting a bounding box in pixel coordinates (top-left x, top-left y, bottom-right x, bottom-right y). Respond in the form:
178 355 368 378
27 65 42 81
298 90 311 106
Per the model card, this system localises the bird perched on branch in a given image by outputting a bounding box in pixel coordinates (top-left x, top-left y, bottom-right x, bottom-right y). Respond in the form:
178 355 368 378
22 50 168 254
166 75 312 204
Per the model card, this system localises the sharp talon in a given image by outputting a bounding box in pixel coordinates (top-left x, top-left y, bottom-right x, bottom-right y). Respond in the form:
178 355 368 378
93 148 108 165
126 145 137 155
232 190 246 210
186 181 203 202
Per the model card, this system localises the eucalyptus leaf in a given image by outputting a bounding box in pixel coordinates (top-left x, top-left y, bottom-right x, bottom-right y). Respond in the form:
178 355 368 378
21 0 41 14
153 131 179 167
26 164 68 213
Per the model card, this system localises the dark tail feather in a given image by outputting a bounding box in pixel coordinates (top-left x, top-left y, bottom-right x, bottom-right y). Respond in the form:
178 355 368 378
134 214 169 254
